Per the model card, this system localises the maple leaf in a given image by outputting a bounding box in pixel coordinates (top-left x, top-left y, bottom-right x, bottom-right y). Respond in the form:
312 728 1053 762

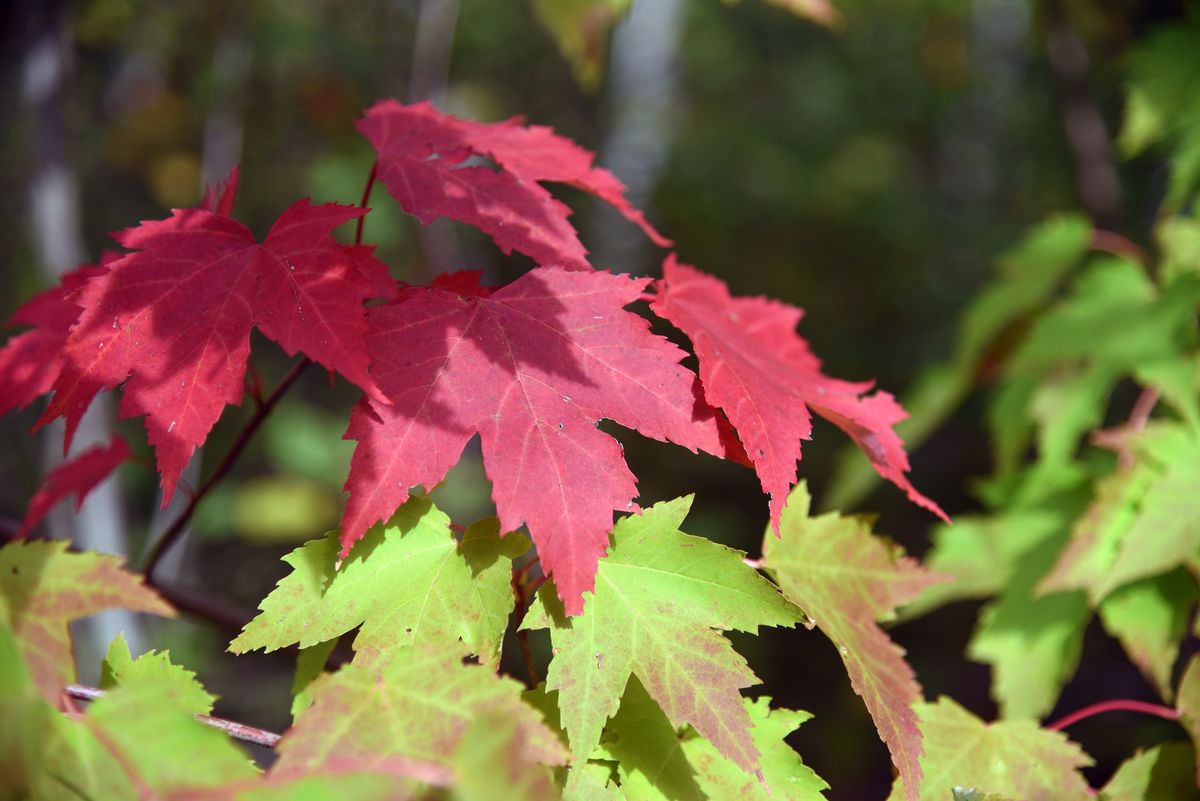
521 496 801 776
0 540 173 700
887 697 1093 801
1040 423 1200 602
40 199 394 503
680 696 828 801
1099 743 1200 801
0 260 108 417
341 267 731 613
1177 655 1200 786
81 647 260 794
451 712 561 801
358 100 668 271
17 435 130 538
231 496 527 667
1097 570 1197 701
601 677 705 800
101 633 216 715
761 482 944 801
273 644 566 777
651 256 946 530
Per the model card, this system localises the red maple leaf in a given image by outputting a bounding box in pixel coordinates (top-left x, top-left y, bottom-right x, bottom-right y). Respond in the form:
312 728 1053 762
0 260 110 417
342 267 728 614
358 100 669 271
652 256 946 527
17 435 131 538
40 200 394 505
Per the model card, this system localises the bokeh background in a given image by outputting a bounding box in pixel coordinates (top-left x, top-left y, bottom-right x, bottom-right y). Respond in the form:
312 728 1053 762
0 0 1189 797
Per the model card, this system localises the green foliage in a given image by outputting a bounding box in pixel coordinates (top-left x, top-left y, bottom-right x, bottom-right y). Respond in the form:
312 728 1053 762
522 495 801 775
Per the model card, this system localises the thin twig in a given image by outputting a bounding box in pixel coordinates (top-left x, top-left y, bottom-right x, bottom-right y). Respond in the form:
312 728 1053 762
511 567 541 686
1091 229 1147 267
1128 387 1160 433
150 581 254 634
355 161 378 247
1046 698 1179 732
66 684 282 748
141 357 310 579
1042 0 1122 229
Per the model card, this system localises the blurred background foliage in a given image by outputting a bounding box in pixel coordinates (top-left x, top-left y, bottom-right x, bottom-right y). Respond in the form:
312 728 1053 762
0 0 1195 797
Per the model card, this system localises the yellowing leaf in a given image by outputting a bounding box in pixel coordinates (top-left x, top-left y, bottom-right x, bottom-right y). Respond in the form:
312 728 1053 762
273 644 566 776
522 495 801 777
762 483 944 800
888 697 1092 801
0 540 173 700
231 496 527 667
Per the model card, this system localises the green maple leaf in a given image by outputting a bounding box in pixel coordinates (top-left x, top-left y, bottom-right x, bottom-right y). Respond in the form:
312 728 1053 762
273 643 566 776
680 696 828 801
1040 423 1200 603
965 512 1089 720
101 633 216 714
0 540 173 701
887 697 1093 801
602 677 704 800
1097 570 1197 701
521 495 801 777
81 650 259 793
1177 655 1200 787
451 711 560 801
231 496 528 667
1099 743 1200 801
761 483 943 800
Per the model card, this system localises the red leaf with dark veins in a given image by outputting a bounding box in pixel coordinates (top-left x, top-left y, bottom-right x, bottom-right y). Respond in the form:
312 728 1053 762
342 267 728 614
652 256 946 528
0 260 109 416
39 200 393 505
17 435 131 538
357 100 668 271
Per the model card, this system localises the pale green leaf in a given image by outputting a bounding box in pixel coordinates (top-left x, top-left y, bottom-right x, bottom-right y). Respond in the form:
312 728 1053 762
451 711 559 801
290 637 338 720
681 696 828 801
763 483 943 796
522 495 800 777
1040 423 1200 602
966 519 1089 720
529 0 631 91
1099 742 1200 801
1176 656 1200 787
1097 570 1198 701
100 632 215 715
604 677 703 800
231 496 527 668
887 697 1092 801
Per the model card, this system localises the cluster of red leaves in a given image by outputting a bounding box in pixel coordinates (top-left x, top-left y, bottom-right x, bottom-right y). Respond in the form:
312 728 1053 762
0 99 942 614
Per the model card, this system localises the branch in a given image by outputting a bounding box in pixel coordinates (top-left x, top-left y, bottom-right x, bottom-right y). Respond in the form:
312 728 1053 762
141 357 310 580
149 581 254 634
1042 0 1122 229
1046 698 1179 732
66 684 282 748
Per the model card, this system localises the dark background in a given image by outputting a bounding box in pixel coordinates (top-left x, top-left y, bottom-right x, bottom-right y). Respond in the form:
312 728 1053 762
0 0 1189 797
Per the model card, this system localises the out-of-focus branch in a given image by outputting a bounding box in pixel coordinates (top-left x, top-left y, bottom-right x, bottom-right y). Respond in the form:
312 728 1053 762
1043 0 1122 229
141 358 310 580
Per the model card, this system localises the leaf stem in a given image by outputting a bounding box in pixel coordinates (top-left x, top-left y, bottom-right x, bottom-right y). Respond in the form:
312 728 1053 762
141 357 310 580
66 684 282 748
1128 387 1160 433
1046 699 1179 732
355 161 378 246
